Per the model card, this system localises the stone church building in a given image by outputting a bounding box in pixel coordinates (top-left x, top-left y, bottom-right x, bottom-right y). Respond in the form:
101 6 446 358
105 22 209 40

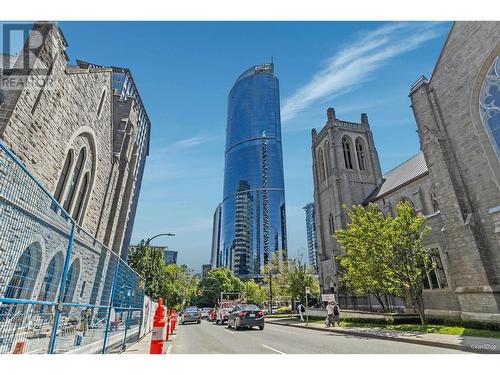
0 23 150 306
312 21 500 321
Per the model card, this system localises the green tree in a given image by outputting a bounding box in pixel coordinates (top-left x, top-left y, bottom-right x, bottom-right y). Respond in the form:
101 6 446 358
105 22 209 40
262 252 290 306
389 201 432 324
160 264 200 310
243 280 267 305
335 203 397 311
128 242 200 310
287 260 320 305
127 241 165 299
334 201 433 323
198 267 244 307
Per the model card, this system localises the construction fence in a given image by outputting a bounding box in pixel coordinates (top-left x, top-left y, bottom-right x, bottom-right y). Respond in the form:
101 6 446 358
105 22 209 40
0 139 151 354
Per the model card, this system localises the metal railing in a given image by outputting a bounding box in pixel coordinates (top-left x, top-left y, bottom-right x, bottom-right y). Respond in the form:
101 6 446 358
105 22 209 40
0 139 146 354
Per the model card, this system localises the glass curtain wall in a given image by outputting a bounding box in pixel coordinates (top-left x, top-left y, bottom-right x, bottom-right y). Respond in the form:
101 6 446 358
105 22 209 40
220 63 287 280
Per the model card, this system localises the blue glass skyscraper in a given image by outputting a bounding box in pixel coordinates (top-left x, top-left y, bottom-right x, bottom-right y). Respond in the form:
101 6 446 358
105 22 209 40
219 63 287 280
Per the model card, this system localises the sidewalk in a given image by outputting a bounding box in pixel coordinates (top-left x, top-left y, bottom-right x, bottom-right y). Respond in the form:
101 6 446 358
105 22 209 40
122 331 175 354
266 317 500 354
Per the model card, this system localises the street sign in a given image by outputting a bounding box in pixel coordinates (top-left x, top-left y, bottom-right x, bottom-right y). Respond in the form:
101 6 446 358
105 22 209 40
321 294 336 302
305 287 310 294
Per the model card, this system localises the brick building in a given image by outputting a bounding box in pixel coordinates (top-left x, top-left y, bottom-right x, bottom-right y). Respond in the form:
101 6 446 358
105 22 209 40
312 21 500 321
0 23 150 304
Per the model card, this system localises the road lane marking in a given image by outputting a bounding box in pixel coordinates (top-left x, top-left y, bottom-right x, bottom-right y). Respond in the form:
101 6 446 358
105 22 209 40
223 329 235 335
261 344 286 354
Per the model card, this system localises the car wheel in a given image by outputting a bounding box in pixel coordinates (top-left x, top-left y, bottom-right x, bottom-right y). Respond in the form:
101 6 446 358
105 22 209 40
259 325 264 331
234 319 239 331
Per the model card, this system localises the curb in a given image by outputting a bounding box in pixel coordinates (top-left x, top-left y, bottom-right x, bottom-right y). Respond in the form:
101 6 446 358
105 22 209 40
266 320 500 354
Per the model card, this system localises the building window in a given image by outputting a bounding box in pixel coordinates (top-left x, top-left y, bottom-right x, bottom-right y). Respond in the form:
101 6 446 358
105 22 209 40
324 140 332 176
398 197 415 213
62 259 80 304
318 148 326 182
355 138 366 171
430 190 439 213
63 147 86 213
0 242 42 317
424 248 448 289
342 137 353 169
73 171 89 223
3 243 42 301
328 213 335 236
54 150 73 203
479 56 500 158
97 89 107 117
80 281 87 299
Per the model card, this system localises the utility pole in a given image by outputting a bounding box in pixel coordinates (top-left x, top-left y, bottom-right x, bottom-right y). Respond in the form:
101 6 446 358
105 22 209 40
305 287 310 326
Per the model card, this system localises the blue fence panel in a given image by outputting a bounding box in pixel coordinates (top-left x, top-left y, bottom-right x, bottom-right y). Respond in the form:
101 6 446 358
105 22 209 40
0 140 147 354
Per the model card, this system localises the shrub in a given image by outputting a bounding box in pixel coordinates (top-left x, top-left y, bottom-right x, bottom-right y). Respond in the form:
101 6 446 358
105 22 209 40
276 306 292 314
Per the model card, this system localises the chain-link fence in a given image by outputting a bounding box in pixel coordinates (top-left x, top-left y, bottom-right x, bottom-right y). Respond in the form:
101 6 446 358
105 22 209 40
0 139 146 354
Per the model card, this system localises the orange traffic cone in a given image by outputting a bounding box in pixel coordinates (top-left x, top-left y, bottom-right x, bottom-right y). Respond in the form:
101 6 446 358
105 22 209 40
150 298 166 354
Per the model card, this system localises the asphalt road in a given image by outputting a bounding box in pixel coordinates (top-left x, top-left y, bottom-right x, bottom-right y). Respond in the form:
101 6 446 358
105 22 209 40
171 319 464 354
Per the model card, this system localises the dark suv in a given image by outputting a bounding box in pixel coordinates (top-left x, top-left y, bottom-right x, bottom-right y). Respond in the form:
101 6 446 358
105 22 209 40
227 304 264 331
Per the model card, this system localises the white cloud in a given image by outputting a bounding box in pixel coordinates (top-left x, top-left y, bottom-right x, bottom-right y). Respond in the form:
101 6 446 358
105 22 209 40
156 135 213 154
281 22 445 123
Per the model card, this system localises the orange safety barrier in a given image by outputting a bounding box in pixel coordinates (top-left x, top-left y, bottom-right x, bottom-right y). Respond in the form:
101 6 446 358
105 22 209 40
13 342 26 354
171 310 177 333
149 298 166 354
165 308 170 341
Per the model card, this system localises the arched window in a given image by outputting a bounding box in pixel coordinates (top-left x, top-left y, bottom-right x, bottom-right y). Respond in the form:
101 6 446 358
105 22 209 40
63 147 86 213
328 213 335 236
324 141 332 177
398 197 415 214
430 190 439 213
355 138 366 171
73 172 89 223
37 252 64 304
318 148 326 182
54 150 73 203
3 243 42 301
479 55 500 157
342 137 353 169
62 259 80 304
0 242 42 317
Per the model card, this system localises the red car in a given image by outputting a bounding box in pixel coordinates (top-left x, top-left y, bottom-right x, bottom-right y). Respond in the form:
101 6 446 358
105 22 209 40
208 309 217 322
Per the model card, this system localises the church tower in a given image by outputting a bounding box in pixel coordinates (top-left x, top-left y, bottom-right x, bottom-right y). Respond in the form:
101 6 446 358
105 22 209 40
311 107 382 294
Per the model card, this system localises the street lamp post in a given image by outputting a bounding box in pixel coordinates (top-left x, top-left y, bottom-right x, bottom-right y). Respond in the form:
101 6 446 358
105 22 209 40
145 232 175 246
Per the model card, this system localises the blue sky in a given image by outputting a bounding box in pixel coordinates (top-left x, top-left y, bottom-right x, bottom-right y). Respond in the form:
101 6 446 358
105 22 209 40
58 21 451 272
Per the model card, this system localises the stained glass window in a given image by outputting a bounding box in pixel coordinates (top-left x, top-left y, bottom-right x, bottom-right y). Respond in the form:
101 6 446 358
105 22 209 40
479 56 500 157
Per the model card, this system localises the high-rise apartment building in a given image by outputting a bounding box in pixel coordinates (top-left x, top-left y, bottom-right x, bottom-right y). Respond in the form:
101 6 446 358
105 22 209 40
303 203 319 274
216 63 287 280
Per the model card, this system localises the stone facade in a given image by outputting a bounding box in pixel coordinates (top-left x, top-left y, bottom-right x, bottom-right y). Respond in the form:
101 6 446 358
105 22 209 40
409 21 500 321
312 22 500 321
0 23 150 306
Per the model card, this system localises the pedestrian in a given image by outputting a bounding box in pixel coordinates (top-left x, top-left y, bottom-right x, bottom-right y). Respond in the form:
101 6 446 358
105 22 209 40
297 303 305 322
333 301 341 326
325 300 335 327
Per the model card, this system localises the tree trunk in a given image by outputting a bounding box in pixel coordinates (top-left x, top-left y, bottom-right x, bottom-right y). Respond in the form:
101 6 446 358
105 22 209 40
372 293 387 312
415 294 426 325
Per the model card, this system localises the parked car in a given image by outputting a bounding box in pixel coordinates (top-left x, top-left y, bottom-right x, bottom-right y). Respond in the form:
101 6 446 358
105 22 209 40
227 304 265 331
201 307 211 319
208 308 217 322
181 307 201 324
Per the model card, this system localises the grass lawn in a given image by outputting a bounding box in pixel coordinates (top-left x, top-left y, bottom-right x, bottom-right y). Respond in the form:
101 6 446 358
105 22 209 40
329 321 500 339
